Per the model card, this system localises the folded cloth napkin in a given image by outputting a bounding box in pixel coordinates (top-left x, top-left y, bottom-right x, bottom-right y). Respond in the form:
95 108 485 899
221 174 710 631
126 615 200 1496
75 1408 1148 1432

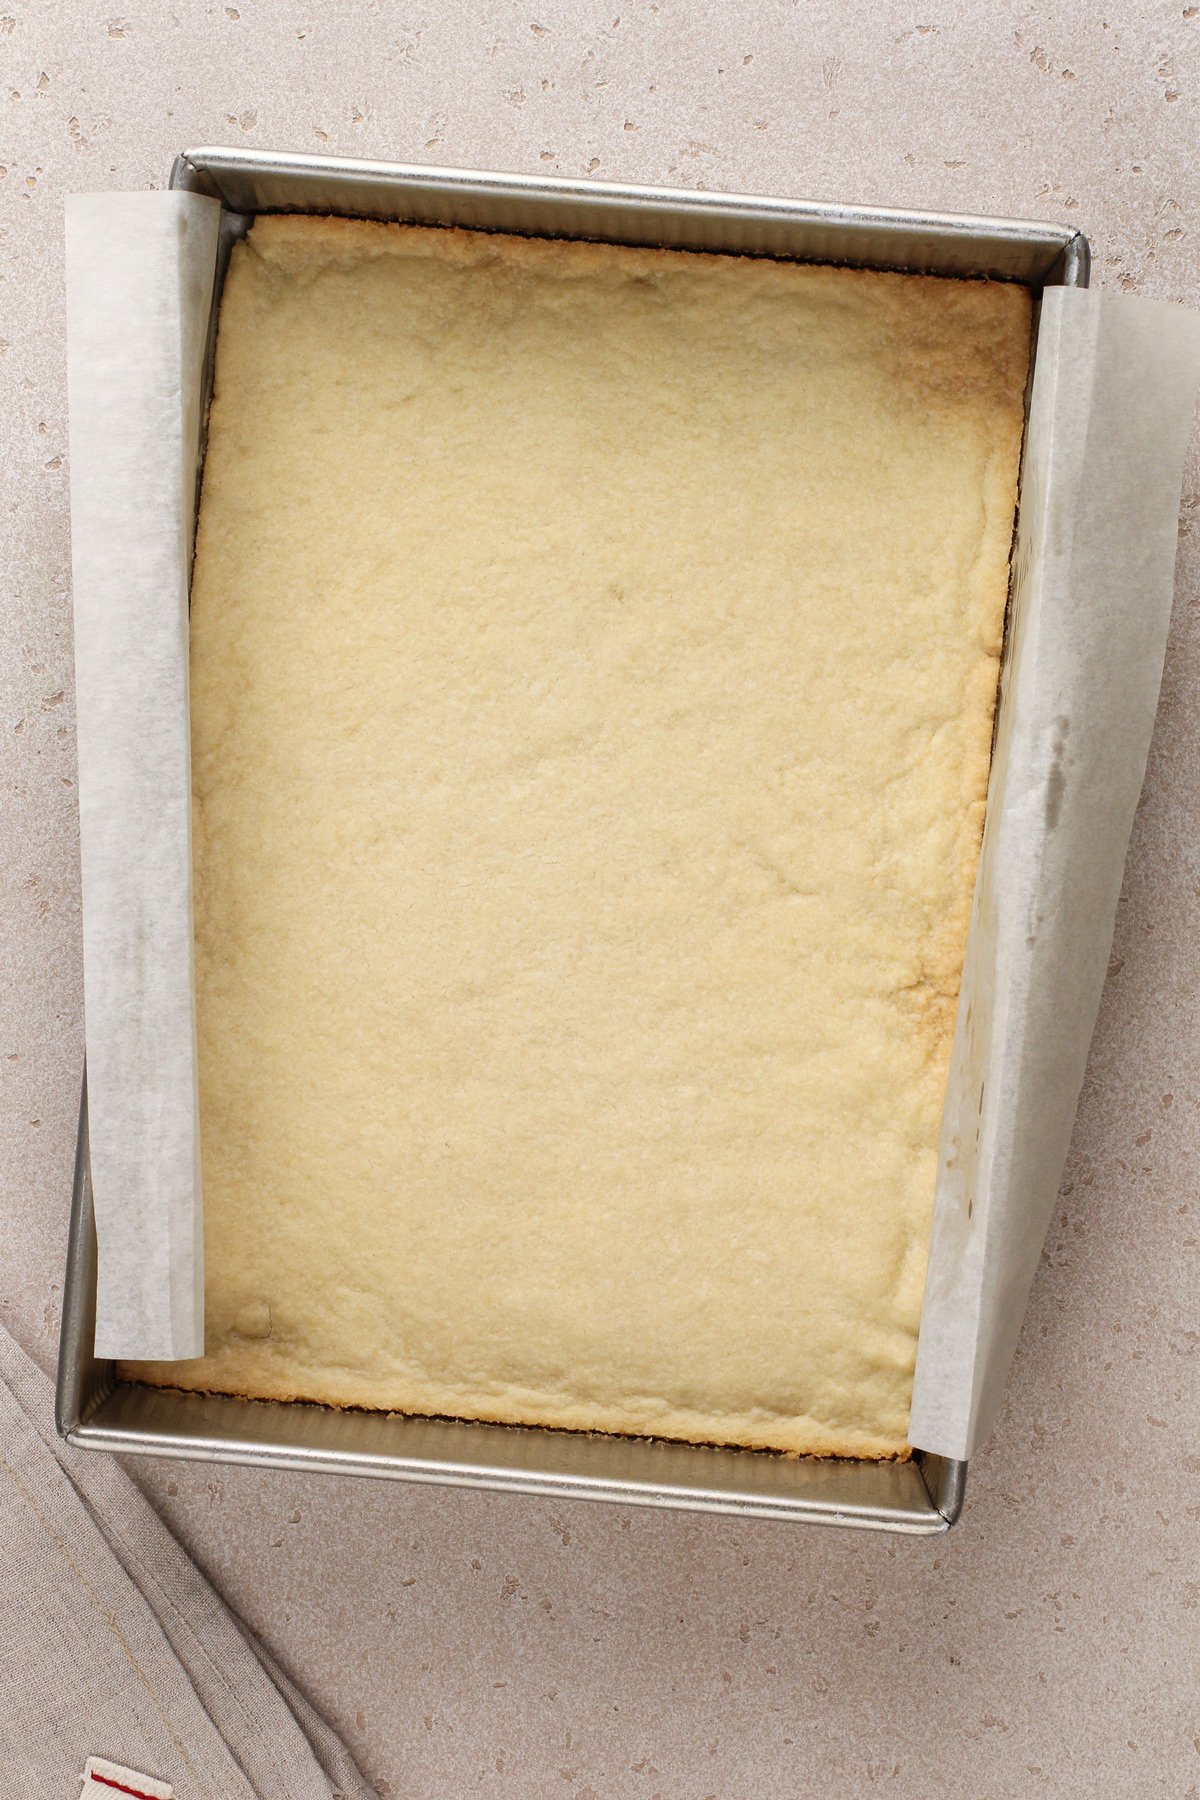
0 1318 372 1799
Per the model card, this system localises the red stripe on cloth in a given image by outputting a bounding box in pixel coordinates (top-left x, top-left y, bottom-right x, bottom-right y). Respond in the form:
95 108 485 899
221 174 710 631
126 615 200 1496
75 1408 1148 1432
89 1772 165 1800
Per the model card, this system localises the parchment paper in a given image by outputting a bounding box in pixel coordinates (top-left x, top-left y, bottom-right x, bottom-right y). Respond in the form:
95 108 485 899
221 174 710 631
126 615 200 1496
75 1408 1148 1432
908 288 1200 1459
66 191 220 1359
66 197 1200 1435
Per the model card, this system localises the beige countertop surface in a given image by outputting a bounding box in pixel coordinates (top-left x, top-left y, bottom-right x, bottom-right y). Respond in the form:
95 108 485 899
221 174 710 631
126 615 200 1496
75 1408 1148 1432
3 3 1198 1794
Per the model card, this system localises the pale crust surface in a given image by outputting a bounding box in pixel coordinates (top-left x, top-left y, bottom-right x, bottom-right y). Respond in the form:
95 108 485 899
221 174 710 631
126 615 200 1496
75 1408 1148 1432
124 216 1030 1458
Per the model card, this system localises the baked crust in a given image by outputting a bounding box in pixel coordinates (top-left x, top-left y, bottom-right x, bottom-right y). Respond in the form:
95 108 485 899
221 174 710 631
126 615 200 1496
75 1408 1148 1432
123 215 1031 1459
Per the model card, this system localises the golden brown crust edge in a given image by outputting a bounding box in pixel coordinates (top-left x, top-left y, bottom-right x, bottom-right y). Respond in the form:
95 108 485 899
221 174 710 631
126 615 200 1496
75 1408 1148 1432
246 207 1033 327
117 1362 912 1462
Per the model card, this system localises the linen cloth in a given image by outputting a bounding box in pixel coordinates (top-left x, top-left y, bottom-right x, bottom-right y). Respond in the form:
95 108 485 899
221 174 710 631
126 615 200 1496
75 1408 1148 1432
0 1319 372 1799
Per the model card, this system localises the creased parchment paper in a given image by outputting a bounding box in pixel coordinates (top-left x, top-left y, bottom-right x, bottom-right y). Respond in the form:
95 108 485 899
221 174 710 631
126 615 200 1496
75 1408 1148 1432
67 197 1200 1433
66 191 220 1359
909 288 1200 1459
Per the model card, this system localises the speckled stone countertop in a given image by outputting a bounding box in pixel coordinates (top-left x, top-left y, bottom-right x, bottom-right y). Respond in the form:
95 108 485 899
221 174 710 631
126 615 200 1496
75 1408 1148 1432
3 4 1198 1794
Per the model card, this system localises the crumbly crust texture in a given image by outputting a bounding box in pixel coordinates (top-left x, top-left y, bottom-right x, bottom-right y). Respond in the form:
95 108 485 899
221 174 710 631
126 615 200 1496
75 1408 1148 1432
123 215 1030 1459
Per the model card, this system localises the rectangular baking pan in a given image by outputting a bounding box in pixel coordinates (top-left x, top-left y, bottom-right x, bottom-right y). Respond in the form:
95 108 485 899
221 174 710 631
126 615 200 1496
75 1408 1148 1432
57 147 1090 1534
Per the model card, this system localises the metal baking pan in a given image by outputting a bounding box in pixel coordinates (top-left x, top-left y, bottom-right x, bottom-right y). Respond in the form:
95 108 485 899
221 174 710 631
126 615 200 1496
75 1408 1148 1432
56 147 1091 1535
